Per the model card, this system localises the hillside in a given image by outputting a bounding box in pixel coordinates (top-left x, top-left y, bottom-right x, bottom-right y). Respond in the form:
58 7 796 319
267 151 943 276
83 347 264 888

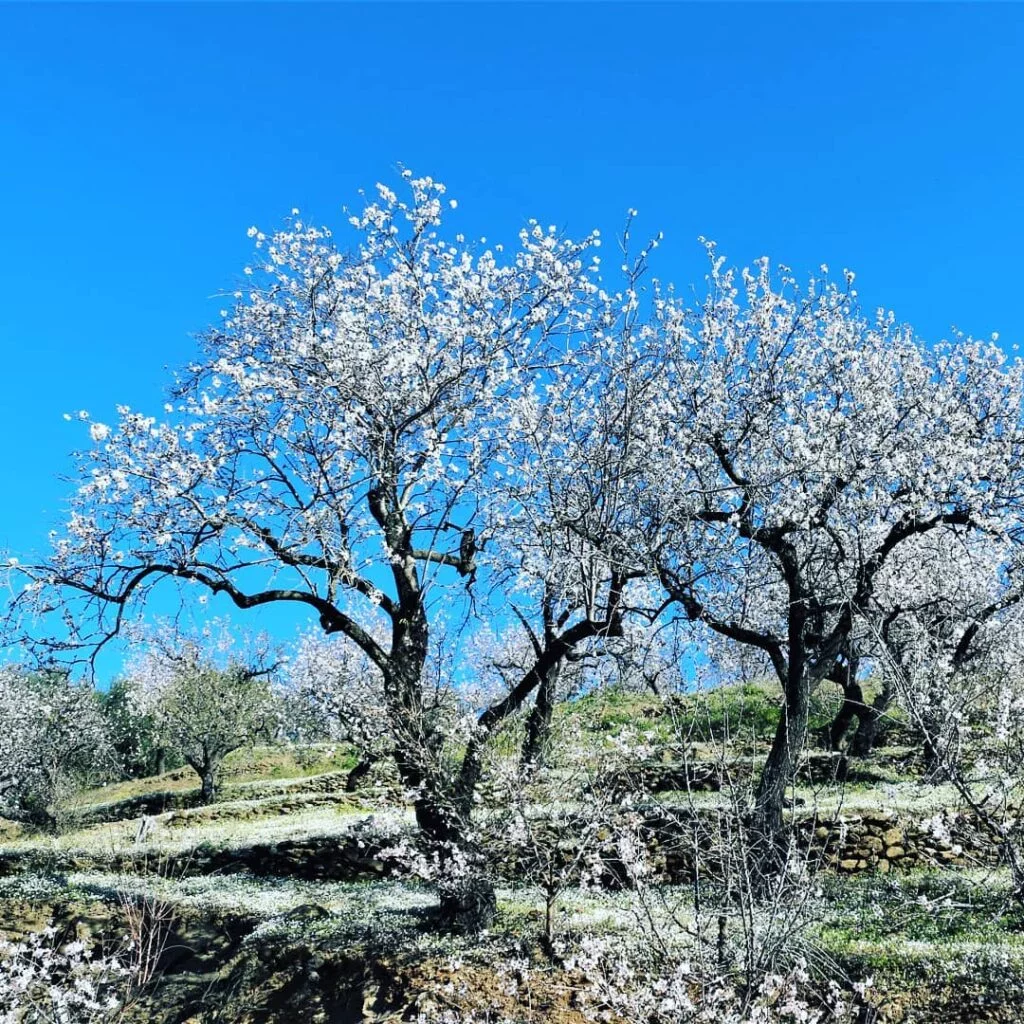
1 684 1021 1023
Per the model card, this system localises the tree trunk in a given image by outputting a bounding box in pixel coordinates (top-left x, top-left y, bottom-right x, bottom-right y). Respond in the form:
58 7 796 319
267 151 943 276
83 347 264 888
750 630 809 884
344 755 375 792
411 781 496 933
848 710 879 757
920 676 950 780
829 671 893 757
922 721 947 779
154 747 166 776
386 612 497 934
750 725 792 880
827 679 865 751
521 662 559 774
199 762 217 804
849 678 893 757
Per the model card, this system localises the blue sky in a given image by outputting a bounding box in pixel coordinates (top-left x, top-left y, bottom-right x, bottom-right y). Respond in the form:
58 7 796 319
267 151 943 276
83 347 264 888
2 2 1023 672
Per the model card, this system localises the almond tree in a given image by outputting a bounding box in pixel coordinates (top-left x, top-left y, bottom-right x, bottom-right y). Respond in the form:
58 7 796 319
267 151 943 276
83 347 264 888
860 530 1024 893
128 627 278 803
864 530 1024 768
477 224 667 775
285 627 391 790
0 667 113 827
6 173 602 929
636 249 1024 878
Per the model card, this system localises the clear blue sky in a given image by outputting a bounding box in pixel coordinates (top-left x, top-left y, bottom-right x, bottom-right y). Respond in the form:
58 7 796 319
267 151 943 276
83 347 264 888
2 2 1023 669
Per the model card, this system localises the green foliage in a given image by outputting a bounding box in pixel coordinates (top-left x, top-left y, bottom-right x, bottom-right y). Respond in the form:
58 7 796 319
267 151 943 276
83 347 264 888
682 681 782 743
152 662 277 802
569 688 673 741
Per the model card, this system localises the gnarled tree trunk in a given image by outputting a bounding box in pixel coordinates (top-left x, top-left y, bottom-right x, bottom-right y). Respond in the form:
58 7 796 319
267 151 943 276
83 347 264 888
848 677 893 757
344 756 375 792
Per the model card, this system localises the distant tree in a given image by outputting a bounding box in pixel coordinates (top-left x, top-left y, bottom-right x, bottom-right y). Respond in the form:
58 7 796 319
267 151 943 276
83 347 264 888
0 667 113 828
100 676 178 778
479 244 667 777
865 530 1024 770
286 629 391 790
130 634 277 804
865 538 1024 897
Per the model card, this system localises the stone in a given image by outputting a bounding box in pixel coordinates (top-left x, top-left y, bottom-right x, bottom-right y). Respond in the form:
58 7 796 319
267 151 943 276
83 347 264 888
877 858 890 874
886 846 905 859
839 859 859 871
882 827 903 847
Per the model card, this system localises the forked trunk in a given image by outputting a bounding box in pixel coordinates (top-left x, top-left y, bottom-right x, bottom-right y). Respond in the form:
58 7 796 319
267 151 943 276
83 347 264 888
411 782 496 933
849 679 893 757
386 624 496 933
827 679 866 752
848 710 879 757
831 672 892 757
344 756 375 792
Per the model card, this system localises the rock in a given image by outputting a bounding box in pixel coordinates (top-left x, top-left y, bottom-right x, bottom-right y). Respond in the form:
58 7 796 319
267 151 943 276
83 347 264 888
882 827 904 847
839 859 859 871
886 846 905 859
877 858 890 874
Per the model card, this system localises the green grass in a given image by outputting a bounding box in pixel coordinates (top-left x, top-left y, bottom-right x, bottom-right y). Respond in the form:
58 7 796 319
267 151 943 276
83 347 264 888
814 869 1024 948
1 685 1018 1023
71 744 358 811
1 801 389 861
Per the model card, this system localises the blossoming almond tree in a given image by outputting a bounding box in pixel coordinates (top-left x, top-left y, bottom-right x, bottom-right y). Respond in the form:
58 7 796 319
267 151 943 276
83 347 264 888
285 627 392 790
9 169 1024 916
0 666 113 828
857 530 1024 894
838 529 1024 760
7 173 603 929
476 227 671 774
636 249 1024 878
